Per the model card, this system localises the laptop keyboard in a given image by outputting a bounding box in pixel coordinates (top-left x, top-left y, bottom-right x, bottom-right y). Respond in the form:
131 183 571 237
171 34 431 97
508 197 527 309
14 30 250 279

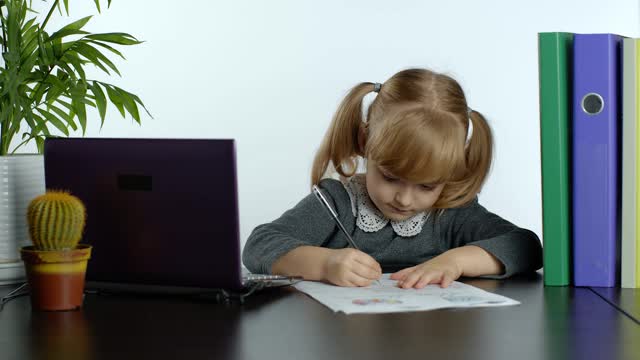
243 273 290 282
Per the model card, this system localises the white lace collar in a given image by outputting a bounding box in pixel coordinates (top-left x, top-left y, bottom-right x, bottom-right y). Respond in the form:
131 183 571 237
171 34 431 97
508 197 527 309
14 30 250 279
342 175 429 237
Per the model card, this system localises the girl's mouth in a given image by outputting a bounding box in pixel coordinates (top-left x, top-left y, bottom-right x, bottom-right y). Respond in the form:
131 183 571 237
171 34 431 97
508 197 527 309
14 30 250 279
389 205 412 215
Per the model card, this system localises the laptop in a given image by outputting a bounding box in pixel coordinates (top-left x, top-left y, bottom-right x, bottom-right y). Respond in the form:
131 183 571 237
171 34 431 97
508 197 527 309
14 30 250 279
43 138 295 298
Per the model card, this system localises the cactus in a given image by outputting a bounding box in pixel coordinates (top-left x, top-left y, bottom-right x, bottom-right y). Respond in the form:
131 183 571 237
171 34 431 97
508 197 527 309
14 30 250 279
26 191 86 251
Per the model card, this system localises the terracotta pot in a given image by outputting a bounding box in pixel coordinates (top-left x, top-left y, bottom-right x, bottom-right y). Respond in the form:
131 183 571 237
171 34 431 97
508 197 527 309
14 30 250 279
20 244 92 311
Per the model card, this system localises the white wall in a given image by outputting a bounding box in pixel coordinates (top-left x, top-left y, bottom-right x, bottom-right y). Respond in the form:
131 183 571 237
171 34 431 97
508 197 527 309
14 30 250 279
32 0 640 247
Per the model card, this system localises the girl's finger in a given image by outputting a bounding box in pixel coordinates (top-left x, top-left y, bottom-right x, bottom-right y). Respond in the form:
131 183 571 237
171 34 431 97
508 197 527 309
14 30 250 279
341 276 361 287
390 266 416 280
400 271 425 289
348 273 373 287
352 262 382 281
440 273 455 288
415 272 442 289
354 252 382 274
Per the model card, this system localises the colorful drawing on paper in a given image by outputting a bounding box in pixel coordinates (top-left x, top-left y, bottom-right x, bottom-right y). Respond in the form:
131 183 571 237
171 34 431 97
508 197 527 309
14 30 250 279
352 298 403 306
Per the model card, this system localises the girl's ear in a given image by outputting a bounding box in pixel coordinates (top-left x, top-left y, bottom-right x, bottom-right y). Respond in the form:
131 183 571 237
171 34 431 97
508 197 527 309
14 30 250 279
357 122 368 156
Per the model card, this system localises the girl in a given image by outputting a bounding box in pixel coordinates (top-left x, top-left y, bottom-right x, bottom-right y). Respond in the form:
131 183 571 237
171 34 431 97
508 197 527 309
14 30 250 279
242 68 542 289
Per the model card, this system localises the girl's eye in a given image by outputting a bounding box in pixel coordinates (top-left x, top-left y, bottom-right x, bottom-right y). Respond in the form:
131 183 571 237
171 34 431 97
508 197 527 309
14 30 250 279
420 185 435 191
380 170 398 182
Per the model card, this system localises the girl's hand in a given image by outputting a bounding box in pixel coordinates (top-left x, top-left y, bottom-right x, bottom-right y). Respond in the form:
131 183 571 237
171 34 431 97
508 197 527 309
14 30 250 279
390 253 462 289
324 248 382 287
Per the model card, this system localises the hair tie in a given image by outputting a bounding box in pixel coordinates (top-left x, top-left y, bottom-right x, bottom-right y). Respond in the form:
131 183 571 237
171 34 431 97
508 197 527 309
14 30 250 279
373 83 382 93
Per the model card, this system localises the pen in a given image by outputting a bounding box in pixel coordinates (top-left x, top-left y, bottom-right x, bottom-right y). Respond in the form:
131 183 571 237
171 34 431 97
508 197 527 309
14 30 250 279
312 185 381 285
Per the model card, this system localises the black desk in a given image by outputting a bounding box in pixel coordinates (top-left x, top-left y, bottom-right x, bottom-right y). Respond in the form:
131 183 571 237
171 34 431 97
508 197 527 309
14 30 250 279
590 287 640 325
1 273 639 360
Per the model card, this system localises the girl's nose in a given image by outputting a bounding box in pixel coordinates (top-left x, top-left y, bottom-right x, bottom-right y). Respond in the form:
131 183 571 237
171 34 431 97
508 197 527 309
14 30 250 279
394 187 413 207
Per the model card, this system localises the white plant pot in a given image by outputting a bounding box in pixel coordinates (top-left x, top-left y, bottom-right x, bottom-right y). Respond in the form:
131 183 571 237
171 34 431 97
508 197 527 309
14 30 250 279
0 154 45 284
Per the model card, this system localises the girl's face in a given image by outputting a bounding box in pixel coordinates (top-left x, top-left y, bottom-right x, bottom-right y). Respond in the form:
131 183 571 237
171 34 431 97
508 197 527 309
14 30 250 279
365 160 445 221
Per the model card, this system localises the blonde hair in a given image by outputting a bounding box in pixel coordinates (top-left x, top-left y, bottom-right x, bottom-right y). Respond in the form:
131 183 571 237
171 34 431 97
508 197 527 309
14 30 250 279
311 68 493 209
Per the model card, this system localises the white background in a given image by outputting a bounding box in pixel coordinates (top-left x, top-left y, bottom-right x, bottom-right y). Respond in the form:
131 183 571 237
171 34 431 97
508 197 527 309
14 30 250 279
24 0 640 247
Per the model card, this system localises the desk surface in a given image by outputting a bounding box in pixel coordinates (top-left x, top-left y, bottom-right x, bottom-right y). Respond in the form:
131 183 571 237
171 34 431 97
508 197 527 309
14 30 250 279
1 273 639 360
590 287 640 325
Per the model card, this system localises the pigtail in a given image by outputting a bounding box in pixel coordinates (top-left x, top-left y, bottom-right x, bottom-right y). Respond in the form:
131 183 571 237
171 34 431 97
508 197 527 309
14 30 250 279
311 82 376 185
465 109 493 196
437 109 493 208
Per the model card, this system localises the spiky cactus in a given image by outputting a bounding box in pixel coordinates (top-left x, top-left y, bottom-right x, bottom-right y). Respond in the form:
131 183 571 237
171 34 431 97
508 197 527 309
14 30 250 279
27 191 86 251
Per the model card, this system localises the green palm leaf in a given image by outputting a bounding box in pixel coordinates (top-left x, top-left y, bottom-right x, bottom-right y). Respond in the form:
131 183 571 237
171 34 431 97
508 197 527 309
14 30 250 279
47 16 91 42
89 81 107 123
0 0 150 155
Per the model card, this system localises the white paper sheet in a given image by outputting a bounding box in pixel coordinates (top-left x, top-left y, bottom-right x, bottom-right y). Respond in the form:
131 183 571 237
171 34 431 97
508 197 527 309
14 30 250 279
293 274 520 314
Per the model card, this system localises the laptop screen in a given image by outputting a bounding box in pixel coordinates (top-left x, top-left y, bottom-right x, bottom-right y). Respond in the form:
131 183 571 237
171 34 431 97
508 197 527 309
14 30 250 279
44 138 244 291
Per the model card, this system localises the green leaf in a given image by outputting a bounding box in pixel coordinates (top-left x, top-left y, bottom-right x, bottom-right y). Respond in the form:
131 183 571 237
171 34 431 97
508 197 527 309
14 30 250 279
21 18 37 33
44 84 66 104
48 16 92 42
21 31 40 60
80 41 122 75
45 73 68 91
52 37 64 59
54 98 78 125
71 98 87 134
33 82 51 104
19 20 39 60
73 41 119 75
11 109 28 137
133 95 152 118
21 18 37 34
47 103 77 131
5 1 24 58
35 136 45 153
36 107 69 136
55 69 71 82
98 81 152 119
28 112 50 136
90 81 107 124
72 79 88 97
20 49 40 76
112 86 140 123
84 33 142 46
0 0 149 154
62 52 86 79
37 30 53 67
54 98 74 113
87 40 125 59
38 120 51 137
105 84 125 117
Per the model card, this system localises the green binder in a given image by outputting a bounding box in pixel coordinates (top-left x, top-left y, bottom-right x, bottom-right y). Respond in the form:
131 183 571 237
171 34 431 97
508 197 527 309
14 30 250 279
538 32 573 286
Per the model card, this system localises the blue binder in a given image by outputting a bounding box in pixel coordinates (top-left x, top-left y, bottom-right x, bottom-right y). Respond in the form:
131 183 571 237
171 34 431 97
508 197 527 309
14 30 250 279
572 33 622 287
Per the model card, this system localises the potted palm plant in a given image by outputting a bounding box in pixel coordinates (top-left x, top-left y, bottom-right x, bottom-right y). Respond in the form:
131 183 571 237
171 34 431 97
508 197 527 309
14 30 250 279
0 0 149 284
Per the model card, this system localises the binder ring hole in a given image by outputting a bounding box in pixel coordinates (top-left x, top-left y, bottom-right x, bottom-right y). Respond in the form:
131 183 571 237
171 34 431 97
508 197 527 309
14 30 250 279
581 93 604 115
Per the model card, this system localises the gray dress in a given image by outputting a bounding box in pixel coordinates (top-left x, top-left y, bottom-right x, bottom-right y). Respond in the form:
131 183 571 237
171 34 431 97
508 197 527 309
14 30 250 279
242 178 542 278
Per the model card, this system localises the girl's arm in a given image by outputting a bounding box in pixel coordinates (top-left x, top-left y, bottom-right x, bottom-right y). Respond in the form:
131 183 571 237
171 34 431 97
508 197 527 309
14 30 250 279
443 244 504 277
242 186 338 275
242 179 381 286
391 245 505 289
271 246 332 280
392 198 541 288
449 198 542 278
272 246 381 286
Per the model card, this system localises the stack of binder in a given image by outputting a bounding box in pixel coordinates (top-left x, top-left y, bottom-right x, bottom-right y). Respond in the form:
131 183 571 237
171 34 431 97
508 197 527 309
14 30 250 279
539 32 640 288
